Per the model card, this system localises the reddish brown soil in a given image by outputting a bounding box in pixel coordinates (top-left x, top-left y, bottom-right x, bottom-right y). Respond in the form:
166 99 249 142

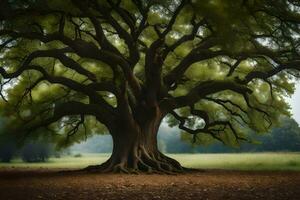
0 169 299 200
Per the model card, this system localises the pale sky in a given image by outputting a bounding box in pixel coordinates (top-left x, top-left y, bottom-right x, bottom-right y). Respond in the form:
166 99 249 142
289 82 300 124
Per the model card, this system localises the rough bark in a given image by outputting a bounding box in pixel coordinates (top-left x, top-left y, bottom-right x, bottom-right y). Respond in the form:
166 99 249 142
85 108 183 174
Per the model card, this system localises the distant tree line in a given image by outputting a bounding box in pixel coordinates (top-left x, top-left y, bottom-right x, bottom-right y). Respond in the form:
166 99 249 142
0 135 53 163
20 143 52 162
0 137 15 162
0 117 54 162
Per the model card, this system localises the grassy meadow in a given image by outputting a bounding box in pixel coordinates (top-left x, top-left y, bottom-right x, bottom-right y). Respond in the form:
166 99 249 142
1 153 300 171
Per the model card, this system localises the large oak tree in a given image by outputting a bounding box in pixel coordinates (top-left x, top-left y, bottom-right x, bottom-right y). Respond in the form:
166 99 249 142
0 0 300 173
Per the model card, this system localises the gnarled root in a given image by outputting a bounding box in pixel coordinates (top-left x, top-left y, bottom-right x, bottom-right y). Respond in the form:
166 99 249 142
83 149 186 174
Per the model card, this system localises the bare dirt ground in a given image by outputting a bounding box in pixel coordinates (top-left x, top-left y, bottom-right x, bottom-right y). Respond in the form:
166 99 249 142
0 169 299 200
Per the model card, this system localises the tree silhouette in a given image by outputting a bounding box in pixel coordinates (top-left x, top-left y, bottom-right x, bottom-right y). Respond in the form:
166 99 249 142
0 0 300 173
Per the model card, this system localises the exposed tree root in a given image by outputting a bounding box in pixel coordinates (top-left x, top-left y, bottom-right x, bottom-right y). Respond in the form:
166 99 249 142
81 150 190 174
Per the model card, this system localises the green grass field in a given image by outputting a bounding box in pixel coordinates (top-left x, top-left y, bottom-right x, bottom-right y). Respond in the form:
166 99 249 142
1 153 300 171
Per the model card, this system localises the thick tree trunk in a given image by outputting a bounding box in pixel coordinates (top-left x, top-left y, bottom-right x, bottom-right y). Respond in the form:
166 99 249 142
85 112 183 174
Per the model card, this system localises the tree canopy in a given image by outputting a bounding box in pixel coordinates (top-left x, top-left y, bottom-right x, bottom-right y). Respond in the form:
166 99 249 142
1 0 300 173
